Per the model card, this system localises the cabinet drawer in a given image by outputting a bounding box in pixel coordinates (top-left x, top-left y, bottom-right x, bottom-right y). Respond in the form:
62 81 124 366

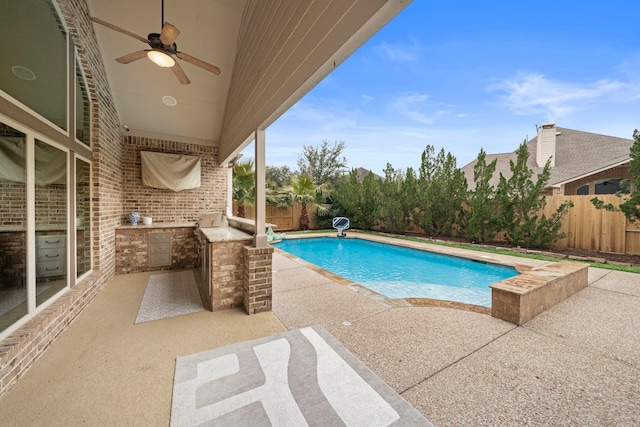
37 235 66 249
149 253 171 267
149 232 171 243
149 243 171 255
38 247 65 260
37 260 66 277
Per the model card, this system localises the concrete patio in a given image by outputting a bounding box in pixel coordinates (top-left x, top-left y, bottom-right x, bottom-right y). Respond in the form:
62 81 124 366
0 241 638 426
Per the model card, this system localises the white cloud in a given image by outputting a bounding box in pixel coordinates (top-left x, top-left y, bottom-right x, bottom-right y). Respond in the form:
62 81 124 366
390 93 451 124
487 72 626 120
376 38 421 62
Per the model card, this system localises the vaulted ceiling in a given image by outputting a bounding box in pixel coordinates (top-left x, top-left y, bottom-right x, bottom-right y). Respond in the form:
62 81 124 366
86 0 411 164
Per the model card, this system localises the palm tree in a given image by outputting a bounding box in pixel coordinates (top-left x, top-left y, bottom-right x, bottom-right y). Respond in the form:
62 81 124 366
232 159 255 218
289 175 331 230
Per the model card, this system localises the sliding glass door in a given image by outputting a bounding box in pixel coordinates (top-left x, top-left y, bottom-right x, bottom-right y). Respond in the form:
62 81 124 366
0 123 27 331
35 139 68 306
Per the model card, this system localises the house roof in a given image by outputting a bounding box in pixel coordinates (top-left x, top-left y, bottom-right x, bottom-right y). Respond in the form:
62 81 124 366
355 167 383 182
460 127 633 190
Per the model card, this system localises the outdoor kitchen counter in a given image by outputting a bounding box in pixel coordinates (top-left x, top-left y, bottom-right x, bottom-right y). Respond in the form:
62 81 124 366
197 227 253 311
199 226 253 242
114 223 198 274
116 222 195 230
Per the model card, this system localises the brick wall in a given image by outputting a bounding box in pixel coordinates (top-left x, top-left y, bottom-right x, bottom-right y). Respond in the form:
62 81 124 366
243 246 274 314
562 164 631 195
208 239 253 310
115 227 199 274
121 135 227 224
0 181 26 228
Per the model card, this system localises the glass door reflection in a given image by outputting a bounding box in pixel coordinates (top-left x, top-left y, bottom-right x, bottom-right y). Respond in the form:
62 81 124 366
0 123 27 332
35 139 68 306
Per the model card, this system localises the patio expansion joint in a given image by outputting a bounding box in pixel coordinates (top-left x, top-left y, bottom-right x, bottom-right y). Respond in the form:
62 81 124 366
273 281 334 294
590 284 640 300
588 269 614 287
397 324 518 396
587 270 640 299
338 306 393 327
522 320 640 372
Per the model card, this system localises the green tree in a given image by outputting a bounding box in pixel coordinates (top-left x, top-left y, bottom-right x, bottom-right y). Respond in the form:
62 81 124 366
265 165 293 189
495 141 573 248
591 129 640 223
417 146 468 236
331 169 380 230
289 174 331 230
232 159 255 218
466 148 500 243
266 187 292 208
378 164 406 233
297 139 348 187
377 164 420 234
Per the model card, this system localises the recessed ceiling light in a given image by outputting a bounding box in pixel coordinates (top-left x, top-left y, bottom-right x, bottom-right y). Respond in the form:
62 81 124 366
162 95 177 107
12 66 36 81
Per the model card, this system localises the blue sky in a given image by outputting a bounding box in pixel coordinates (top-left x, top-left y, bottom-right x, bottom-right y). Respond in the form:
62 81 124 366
245 0 640 175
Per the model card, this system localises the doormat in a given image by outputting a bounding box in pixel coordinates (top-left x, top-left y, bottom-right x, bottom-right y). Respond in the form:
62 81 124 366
135 270 204 324
170 325 433 426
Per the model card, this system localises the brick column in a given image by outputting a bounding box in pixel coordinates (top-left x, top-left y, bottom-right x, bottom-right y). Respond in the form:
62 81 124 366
242 246 274 314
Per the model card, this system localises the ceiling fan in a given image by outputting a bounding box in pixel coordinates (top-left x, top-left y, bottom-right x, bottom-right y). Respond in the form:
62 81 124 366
90 0 220 85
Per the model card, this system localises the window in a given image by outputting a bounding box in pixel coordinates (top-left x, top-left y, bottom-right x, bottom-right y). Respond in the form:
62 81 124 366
595 178 627 195
576 184 589 195
0 0 68 132
0 0 92 336
0 123 27 332
75 59 90 146
76 157 91 278
35 139 68 306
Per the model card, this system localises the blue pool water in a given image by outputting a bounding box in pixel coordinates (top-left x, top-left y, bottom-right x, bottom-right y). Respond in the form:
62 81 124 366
275 237 518 307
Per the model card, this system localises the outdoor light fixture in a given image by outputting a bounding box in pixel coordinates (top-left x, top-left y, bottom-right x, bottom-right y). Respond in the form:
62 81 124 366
147 50 175 67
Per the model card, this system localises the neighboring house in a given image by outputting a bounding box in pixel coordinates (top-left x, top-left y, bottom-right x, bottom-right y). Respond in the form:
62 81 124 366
460 123 634 196
0 0 411 397
355 167 383 182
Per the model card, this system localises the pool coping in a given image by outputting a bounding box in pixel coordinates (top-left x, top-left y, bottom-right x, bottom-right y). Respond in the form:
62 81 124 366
272 231 539 315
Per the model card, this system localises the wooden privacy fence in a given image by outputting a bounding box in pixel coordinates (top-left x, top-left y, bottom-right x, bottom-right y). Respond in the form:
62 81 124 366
235 195 640 254
545 195 640 255
232 202 317 231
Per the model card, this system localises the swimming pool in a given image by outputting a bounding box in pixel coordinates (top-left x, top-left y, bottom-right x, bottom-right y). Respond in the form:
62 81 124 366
275 237 518 307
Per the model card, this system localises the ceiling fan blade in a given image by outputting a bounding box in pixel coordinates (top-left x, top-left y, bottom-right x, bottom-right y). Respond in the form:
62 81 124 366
116 50 150 64
90 17 149 43
171 61 191 85
176 52 221 75
159 22 180 46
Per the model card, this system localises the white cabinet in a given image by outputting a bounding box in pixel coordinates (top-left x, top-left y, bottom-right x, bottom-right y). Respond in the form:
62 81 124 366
149 232 172 267
37 235 66 277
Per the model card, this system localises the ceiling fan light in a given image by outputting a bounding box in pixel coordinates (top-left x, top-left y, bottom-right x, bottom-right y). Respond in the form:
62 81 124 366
147 50 175 68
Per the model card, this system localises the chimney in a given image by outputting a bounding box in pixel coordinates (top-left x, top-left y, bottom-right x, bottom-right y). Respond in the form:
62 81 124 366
536 123 556 167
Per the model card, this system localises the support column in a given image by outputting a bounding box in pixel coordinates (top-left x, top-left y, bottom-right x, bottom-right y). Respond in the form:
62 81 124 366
243 245 274 314
254 128 267 247
226 163 233 217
